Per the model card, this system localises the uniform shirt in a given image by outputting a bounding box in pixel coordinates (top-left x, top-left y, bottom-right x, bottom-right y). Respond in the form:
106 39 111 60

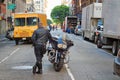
31 27 52 45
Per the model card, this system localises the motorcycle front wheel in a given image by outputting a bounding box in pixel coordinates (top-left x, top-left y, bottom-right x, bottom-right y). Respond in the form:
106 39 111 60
54 58 64 72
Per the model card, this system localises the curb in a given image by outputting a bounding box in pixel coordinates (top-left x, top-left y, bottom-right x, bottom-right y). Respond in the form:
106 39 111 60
0 38 7 42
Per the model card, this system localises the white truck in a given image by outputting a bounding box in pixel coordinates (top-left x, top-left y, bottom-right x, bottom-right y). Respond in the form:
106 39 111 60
64 16 77 33
82 3 103 42
97 0 120 55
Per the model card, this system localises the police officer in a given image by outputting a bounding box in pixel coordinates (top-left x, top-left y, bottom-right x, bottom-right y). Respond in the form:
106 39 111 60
31 22 52 74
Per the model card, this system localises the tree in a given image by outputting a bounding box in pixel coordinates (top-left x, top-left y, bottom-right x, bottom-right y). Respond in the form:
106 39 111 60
51 5 69 24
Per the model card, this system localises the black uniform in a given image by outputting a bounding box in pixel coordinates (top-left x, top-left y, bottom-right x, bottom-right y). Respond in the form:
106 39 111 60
31 27 52 74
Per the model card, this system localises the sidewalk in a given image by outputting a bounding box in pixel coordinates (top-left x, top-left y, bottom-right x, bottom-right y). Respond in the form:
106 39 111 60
0 34 6 42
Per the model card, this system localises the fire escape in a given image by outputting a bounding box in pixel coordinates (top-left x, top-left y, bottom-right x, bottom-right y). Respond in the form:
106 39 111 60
71 0 81 22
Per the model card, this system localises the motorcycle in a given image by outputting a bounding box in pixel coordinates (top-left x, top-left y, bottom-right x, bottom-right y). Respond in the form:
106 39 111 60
47 36 74 72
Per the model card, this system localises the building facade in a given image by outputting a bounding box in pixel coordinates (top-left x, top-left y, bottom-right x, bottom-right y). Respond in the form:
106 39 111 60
0 3 6 34
0 0 26 34
61 0 72 6
26 0 34 12
69 0 103 23
34 0 47 13
81 0 102 8
0 0 47 34
26 0 47 13
15 0 26 13
69 0 81 22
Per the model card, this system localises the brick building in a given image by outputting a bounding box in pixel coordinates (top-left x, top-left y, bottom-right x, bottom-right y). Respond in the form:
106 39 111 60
0 3 6 34
0 0 26 34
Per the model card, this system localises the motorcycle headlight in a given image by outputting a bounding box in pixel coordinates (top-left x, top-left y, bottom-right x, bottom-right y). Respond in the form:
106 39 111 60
57 44 63 48
62 44 67 49
57 44 67 49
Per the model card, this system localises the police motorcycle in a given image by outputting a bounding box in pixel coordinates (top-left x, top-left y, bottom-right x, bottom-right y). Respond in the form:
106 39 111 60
47 35 73 72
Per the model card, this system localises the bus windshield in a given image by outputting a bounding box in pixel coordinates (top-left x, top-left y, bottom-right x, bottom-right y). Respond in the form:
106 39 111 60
15 18 25 26
14 17 37 26
27 17 37 26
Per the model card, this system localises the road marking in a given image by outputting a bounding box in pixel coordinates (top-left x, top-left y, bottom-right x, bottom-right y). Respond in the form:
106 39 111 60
0 48 20 64
65 64 75 80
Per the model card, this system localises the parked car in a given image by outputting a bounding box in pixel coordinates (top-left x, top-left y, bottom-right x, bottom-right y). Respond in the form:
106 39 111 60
74 25 82 35
113 49 120 76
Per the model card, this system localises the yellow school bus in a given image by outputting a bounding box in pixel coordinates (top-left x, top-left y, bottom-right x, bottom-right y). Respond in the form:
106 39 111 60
13 12 47 45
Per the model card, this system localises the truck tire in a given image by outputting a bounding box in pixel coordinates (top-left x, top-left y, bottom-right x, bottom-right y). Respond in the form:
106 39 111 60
15 40 19 45
94 35 98 44
97 39 102 48
82 32 86 40
112 41 118 56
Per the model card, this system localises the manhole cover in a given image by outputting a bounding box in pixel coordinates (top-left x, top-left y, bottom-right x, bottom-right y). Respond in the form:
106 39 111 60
12 66 32 70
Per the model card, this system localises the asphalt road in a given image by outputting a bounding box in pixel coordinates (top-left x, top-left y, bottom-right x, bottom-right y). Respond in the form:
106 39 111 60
0 30 120 80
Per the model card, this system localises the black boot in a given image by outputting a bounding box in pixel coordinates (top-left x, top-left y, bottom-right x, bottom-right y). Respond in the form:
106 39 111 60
36 62 42 74
36 69 42 74
32 65 37 74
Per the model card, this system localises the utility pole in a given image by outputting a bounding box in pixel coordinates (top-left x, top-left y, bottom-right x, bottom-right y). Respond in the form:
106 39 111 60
6 0 16 30
6 0 8 30
12 0 15 13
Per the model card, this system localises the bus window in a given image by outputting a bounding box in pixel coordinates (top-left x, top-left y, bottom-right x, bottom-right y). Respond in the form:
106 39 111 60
15 18 25 26
27 17 37 26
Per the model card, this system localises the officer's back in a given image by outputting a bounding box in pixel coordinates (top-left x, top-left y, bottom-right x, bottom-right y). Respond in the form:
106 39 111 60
32 22 52 45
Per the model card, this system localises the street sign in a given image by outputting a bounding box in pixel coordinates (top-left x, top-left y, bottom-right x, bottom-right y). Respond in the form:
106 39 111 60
7 3 16 10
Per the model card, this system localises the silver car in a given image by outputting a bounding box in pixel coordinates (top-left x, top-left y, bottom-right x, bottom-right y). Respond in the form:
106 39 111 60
74 25 82 35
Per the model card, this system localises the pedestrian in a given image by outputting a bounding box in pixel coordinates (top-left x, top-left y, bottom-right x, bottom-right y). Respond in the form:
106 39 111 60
52 26 55 31
47 24 52 32
55 26 57 30
31 22 52 74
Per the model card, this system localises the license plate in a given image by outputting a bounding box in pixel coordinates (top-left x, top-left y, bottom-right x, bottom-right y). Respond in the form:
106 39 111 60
22 38 26 40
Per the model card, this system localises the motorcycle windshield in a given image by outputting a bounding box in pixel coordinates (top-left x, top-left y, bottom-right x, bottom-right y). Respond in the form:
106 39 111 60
57 37 63 44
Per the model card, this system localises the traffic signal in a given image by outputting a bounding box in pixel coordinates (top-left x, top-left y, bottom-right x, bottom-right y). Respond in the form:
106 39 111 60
7 17 12 22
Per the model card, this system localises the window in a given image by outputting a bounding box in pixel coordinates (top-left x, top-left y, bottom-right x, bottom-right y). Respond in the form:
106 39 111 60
15 18 25 26
27 17 37 26
36 1 40 4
